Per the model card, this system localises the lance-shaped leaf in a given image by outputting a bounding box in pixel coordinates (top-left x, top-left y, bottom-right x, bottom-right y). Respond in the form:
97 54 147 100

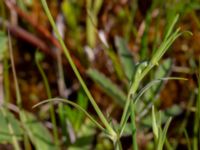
115 36 135 80
87 68 126 107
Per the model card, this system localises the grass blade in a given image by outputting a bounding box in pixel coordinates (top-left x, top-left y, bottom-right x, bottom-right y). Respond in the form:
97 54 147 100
160 117 172 149
152 106 158 140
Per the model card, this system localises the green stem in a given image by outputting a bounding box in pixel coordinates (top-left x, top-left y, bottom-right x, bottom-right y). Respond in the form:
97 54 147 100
114 138 123 150
193 69 200 150
125 0 138 41
119 92 132 134
8 34 22 110
40 0 115 137
8 32 27 150
35 55 60 149
120 65 152 133
130 101 138 150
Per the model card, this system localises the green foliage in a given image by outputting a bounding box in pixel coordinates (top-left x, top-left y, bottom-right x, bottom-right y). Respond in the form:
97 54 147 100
1 0 196 149
74 91 89 131
35 51 59 148
152 106 172 150
137 59 173 112
142 105 182 127
0 108 56 150
58 90 89 133
0 108 22 143
87 68 126 107
86 0 103 48
115 36 135 81
41 0 115 138
68 119 96 150
0 31 7 59
34 98 105 132
119 14 183 147
23 111 56 150
61 0 78 30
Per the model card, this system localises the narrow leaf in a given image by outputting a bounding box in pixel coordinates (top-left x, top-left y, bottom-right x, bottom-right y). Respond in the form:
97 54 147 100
87 68 126 107
161 117 172 148
115 36 135 80
152 106 158 140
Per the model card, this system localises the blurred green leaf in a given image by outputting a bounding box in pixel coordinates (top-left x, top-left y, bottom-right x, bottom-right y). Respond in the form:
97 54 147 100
129 61 148 95
152 106 158 139
164 15 179 41
0 108 22 143
87 68 126 107
0 32 7 60
150 106 172 150
35 51 45 62
63 105 76 124
93 0 103 15
95 137 113 150
141 104 182 128
62 0 78 29
143 58 173 102
69 135 94 150
159 117 172 150
74 90 89 131
115 36 135 80
165 104 183 116
23 112 56 150
59 90 89 132
68 118 96 150
106 49 124 80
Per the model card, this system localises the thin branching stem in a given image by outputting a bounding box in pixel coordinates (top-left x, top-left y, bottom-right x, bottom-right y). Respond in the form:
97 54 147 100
40 0 115 138
35 52 60 149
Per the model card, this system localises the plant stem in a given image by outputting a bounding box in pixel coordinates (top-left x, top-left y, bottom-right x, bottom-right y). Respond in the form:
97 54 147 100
40 0 115 137
114 138 123 150
8 33 22 110
130 100 138 150
8 32 28 149
35 54 60 149
193 63 200 150
120 65 152 132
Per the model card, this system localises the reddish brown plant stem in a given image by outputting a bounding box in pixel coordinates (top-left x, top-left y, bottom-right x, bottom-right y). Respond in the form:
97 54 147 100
4 0 85 73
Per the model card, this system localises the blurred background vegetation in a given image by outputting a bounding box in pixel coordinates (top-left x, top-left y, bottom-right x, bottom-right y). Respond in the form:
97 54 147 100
0 0 199 149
